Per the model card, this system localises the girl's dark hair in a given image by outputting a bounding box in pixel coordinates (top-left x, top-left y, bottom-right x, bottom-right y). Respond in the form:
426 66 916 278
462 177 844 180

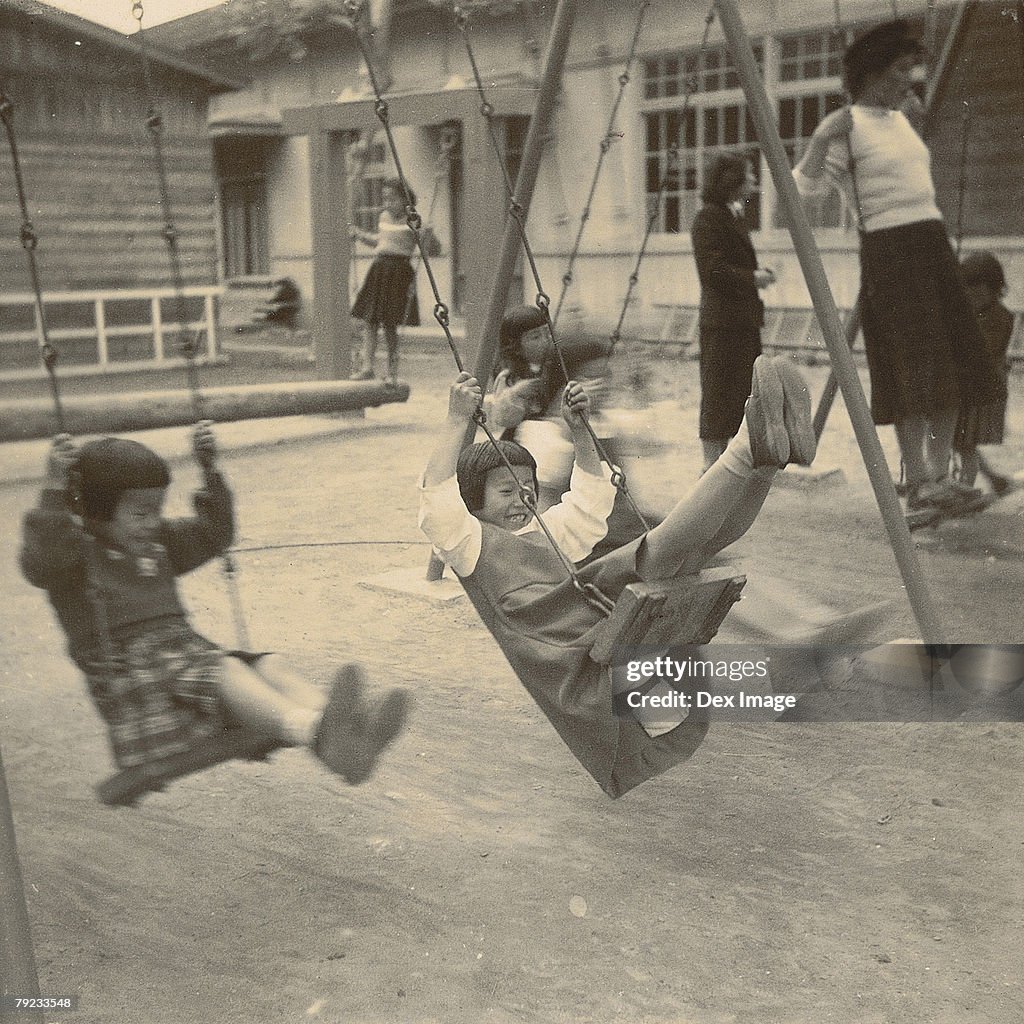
456 440 538 513
382 177 417 208
75 438 171 522
960 251 1007 297
702 153 750 205
842 19 923 100
499 304 549 383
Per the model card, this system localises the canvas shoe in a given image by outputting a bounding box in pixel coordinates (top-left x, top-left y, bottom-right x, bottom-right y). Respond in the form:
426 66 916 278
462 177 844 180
342 689 412 786
772 356 817 466
746 355 789 468
314 664 370 780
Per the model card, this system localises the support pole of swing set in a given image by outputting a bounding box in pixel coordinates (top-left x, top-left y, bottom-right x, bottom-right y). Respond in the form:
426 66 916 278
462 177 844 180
0 747 44 1024
426 0 579 581
714 0 944 644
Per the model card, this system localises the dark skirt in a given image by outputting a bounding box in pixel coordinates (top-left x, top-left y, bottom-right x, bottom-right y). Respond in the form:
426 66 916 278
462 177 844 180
955 398 1007 449
698 324 761 439
80 620 234 770
352 254 420 329
859 220 1005 425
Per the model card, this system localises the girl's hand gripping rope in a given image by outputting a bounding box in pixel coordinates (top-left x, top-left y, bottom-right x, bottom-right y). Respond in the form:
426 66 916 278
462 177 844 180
560 380 592 432
192 419 218 473
448 371 484 424
46 433 78 490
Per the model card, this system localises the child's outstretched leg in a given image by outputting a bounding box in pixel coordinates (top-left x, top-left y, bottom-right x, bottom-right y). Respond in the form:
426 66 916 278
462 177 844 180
218 658 410 785
638 356 814 580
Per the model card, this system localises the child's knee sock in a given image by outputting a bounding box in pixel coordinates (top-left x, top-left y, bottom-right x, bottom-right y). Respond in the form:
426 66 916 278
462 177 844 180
280 707 322 747
717 432 762 481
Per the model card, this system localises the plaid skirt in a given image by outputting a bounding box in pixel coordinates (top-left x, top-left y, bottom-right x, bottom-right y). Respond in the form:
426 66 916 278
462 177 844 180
352 254 419 329
859 220 1006 425
80 619 229 770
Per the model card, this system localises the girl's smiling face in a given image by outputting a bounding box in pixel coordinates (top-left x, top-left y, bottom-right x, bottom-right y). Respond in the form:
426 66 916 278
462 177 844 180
107 487 166 557
476 465 537 532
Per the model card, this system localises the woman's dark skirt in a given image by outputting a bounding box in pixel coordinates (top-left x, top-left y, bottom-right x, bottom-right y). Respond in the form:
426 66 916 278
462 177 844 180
352 254 420 329
698 325 761 439
859 220 1005 425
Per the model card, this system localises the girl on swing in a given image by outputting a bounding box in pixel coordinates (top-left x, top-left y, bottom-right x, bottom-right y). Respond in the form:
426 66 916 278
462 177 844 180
20 423 410 788
419 355 816 797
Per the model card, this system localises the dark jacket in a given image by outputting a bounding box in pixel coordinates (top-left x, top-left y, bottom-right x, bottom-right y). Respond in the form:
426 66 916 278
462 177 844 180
692 202 764 333
20 471 234 667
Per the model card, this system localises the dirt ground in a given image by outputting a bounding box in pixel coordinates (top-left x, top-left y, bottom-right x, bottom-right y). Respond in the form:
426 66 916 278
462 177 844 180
2 348 1023 1024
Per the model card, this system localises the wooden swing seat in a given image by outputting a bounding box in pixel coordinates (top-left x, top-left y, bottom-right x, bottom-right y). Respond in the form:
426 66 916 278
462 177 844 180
97 729 285 808
589 566 746 666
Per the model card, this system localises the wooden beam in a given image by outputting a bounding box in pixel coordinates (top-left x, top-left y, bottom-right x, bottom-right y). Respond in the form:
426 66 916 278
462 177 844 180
0 381 409 442
282 88 539 136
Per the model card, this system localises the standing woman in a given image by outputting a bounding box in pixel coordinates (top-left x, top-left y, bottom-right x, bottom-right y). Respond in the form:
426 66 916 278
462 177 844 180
793 20 1005 513
692 153 776 473
350 178 419 385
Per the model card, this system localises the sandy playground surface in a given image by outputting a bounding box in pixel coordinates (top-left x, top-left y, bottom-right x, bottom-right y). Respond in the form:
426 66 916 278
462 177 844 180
2 351 1023 1024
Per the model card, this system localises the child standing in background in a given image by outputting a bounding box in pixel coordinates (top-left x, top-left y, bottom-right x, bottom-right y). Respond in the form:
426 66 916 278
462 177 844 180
350 178 420 385
954 251 1016 494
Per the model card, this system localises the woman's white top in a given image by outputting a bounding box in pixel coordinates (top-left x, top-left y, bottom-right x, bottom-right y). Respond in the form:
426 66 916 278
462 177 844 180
793 105 942 233
375 212 417 257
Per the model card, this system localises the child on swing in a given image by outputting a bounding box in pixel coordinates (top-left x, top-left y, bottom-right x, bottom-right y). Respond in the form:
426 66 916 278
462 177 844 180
419 355 817 797
20 423 409 787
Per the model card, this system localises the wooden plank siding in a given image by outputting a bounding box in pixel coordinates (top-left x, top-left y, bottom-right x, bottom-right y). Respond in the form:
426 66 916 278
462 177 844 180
0 10 222 295
928 2 1024 239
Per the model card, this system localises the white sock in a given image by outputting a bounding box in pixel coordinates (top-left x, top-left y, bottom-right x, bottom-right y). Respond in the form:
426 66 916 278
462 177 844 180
718 431 757 480
280 707 321 748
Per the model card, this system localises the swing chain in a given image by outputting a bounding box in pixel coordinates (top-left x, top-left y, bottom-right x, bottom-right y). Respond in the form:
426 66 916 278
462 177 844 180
131 0 205 418
551 0 650 329
456 5 651 533
1 91 66 432
609 7 714 352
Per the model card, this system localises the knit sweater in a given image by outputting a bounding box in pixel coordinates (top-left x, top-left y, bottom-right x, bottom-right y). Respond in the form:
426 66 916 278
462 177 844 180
793 105 941 233
20 472 234 667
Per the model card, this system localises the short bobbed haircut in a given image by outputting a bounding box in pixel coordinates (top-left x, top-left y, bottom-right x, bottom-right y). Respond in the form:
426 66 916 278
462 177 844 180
960 251 1007 297
75 438 170 522
842 19 924 100
499 304 549 382
701 153 750 206
456 440 538 513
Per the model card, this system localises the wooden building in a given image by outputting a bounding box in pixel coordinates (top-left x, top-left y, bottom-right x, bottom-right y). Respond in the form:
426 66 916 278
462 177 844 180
0 0 241 374
105 2 1024 362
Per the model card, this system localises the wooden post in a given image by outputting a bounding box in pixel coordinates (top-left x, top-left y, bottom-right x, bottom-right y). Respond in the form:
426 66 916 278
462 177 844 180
715 0 944 643
0 747 43 1024
309 130 352 381
425 0 580 582
468 0 579 385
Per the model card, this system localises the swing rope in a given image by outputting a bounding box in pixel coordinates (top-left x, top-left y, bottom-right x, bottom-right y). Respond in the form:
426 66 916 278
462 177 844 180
0 93 65 433
341 0 615 616
607 8 715 358
131 0 251 650
453 3 651 535
400 133 455 328
0 92 144 697
550 0 650 330
130 1 205 422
